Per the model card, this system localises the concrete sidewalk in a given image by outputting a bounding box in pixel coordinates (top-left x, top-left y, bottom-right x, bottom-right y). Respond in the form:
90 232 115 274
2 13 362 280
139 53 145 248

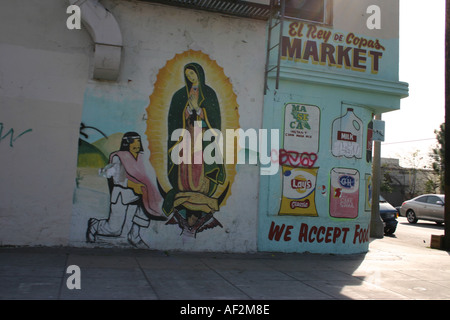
1 236 450 301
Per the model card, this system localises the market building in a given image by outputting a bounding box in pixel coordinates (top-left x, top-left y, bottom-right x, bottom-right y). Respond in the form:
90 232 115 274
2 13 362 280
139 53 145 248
0 0 408 254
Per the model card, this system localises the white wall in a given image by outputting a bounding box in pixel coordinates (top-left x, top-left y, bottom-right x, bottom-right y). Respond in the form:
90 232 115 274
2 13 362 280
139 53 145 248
0 0 91 246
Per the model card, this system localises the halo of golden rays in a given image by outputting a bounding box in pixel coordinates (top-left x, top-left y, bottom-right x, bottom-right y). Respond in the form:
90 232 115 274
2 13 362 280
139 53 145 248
146 50 240 207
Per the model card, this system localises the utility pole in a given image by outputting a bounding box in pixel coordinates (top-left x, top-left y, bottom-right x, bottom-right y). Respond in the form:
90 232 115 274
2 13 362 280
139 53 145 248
444 0 450 250
370 113 384 239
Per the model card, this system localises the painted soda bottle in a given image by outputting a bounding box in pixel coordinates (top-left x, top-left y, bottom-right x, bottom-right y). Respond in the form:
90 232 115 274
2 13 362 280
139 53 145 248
366 119 373 163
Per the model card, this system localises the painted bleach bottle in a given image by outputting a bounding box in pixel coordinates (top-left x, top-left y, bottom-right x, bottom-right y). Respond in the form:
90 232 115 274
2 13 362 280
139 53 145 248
331 108 363 159
330 168 359 218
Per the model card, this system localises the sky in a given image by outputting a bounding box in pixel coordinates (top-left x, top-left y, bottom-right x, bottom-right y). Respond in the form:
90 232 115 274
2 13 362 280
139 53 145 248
381 0 446 168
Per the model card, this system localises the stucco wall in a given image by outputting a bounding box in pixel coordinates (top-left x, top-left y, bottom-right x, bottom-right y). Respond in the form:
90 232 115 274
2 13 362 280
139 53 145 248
70 1 267 252
0 0 91 246
0 0 406 255
0 0 267 252
258 0 406 254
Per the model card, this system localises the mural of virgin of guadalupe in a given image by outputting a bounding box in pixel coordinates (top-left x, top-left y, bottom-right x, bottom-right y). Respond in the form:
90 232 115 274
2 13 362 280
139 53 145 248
163 62 228 237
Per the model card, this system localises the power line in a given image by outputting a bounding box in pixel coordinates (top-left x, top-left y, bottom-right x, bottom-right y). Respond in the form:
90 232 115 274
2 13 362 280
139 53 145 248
382 138 436 145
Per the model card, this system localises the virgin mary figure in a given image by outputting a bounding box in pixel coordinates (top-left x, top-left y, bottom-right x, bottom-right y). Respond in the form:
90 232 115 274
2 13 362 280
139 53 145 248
162 63 226 235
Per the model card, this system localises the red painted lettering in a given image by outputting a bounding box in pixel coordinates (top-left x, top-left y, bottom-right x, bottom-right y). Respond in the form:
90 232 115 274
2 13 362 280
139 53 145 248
282 36 302 60
353 224 369 244
306 24 317 39
342 227 350 243
333 227 341 243
353 224 360 244
353 48 367 70
303 40 319 62
317 226 325 243
268 221 285 241
308 226 317 243
369 51 383 73
288 21 304 37
284 225 293 241
297 224 352 244
325 227 333 243
320 43 336 65
298 223 308 242
337 45 352 68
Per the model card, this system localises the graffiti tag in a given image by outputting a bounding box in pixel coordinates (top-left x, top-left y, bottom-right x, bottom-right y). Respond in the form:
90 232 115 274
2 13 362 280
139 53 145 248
0 123 32 147
276 148 318 168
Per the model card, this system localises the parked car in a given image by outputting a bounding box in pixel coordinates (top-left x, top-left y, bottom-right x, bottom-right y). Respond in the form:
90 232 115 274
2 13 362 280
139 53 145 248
400 194 445 225
379 196 398 235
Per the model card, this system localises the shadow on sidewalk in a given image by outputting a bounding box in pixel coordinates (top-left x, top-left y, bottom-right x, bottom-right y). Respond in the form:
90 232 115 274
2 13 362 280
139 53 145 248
0 245 381 300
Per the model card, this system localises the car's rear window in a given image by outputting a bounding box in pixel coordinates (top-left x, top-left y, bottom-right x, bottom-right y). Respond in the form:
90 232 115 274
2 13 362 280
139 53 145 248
415 196 428 203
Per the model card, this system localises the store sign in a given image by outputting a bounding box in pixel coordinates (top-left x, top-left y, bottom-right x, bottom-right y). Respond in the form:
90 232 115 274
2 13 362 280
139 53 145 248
372 119 385 141
281 22 385 74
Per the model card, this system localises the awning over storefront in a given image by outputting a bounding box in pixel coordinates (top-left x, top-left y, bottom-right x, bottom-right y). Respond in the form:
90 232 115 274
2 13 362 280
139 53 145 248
138 0 271 20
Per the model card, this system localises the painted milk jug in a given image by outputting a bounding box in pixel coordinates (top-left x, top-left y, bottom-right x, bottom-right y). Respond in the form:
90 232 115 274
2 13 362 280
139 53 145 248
330 168 359 219
331 108 363 158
